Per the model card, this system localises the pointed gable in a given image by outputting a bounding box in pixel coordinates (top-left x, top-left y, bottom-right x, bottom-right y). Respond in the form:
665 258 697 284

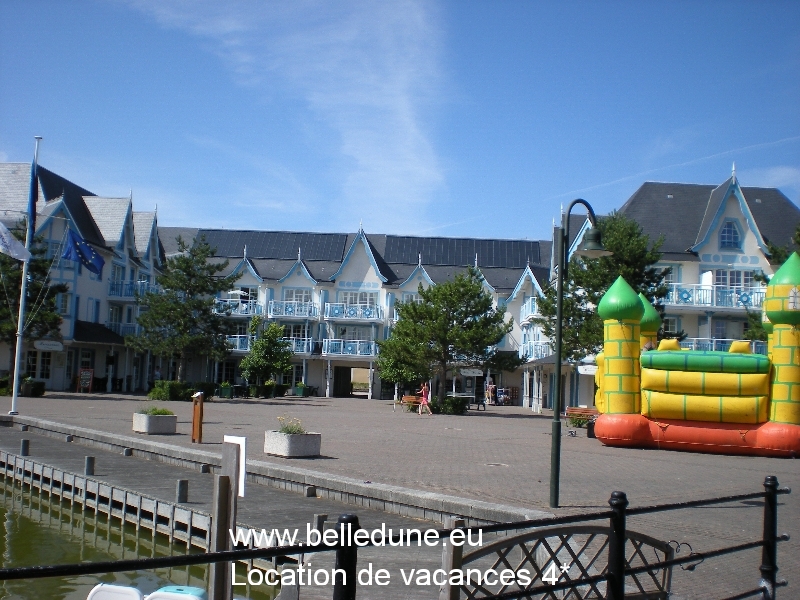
330 229 389 283
279 256 317 284
691 176 768 254
83 197 131 247
507 264 546 302
133 211 156 256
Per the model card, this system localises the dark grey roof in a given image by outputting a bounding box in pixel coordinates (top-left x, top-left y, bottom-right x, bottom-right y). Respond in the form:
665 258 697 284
0 163 105 246
198 229 349 261
619 180 800 256
158 227 199 256
383 235 541 268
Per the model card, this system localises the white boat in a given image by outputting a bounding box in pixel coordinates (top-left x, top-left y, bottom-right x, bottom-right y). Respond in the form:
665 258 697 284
86 584 208 600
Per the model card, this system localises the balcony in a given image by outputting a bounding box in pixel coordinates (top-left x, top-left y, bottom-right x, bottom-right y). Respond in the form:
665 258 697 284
108 281 161 298
268 301 318 319
227 335 253 352
324 303 383 322
519 341 554 361
322 339 377 357
213 299 263 317
678 338 767 355
105 322 139 337
283 337 314 354
664 284 765 311
519 297 538 323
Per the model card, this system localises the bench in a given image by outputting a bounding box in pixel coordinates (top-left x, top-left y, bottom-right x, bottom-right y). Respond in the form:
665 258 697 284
401 395 422 408
566 407 599 421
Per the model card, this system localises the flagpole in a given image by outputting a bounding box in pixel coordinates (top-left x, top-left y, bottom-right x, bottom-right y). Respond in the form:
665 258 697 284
9 136 42 416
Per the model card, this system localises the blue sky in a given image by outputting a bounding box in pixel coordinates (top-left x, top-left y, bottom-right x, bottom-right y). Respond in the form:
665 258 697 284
2 1 799 242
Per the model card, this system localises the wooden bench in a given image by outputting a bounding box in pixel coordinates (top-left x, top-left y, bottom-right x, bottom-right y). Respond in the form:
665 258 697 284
565 407 599 421
401 395 422 408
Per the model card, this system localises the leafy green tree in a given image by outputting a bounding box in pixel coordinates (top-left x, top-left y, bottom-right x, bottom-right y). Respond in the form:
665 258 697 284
239 317 293 385
127 235 240 381
377 267 519 403
0 222 68 379
534 212 669 362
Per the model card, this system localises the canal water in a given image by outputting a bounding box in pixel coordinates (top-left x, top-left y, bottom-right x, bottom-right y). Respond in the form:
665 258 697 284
0 478 278 600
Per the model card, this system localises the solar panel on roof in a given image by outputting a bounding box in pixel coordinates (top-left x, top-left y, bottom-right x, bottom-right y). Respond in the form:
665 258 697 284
198 230 348 260
383 236 540 268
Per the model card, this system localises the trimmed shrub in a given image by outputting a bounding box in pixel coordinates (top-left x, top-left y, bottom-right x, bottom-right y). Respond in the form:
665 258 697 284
148 380 193 401
430 395 470 415
137 405 175 415
193 382 217 400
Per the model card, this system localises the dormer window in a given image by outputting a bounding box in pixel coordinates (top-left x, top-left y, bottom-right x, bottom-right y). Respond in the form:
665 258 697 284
719 220 741 250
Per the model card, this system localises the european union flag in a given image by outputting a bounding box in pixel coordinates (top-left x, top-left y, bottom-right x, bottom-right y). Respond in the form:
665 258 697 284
62 229 105 275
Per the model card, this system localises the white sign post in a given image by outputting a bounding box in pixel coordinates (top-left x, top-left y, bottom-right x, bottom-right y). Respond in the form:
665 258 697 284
222 435 246 497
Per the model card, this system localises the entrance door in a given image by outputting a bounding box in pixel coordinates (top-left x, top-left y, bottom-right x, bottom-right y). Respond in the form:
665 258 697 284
333 366 352 397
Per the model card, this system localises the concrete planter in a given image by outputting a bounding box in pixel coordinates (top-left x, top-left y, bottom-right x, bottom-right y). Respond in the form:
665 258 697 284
264 430 321 458
133 413 177 435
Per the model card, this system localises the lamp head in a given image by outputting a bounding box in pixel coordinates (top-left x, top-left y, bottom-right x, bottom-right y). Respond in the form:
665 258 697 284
574 227 612 259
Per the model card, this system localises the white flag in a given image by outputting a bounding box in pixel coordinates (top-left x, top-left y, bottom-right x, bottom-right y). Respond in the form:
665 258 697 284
0 221 31 261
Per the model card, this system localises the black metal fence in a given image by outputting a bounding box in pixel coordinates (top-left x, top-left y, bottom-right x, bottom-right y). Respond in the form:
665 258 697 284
0 476 790 600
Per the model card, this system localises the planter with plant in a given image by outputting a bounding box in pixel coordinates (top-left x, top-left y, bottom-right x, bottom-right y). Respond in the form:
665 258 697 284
264 415 321 458
133 406 177 434
219 381 233 399
294 381 310 397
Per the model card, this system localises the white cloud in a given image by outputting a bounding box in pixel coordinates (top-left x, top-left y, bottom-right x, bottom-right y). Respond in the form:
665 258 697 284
124 0 445 232
739 165 800 191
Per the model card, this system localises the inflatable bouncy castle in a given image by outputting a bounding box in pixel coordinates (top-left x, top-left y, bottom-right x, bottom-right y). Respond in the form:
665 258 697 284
593 254 800 457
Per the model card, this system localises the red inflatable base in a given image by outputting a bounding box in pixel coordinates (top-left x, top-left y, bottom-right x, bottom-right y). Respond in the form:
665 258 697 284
594 414 800 457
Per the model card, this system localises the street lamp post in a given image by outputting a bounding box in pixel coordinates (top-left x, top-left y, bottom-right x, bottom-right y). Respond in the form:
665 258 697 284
550 199 610 508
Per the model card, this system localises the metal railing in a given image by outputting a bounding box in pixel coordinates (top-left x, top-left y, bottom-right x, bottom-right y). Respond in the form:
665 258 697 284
322 339 377 356
283 337 313 354
520 297 538 322
519 340 553 361
213 299 263 316
324 303 383 321
104 322 139 337
226 335 253 352
108 281 161 298
665 284 766 310
268 300 319 318
680 338 768 355
0 477 788 600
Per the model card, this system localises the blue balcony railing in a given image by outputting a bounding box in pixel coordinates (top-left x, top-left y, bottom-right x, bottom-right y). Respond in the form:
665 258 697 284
105 322 139 337
665 284 765 310
283 337 313 354
214 299 263 316
108 281 161 298
519 341 553 361
679 338 767 355
324 303 383 321
226 335 253 352
519 297 537 322
269 301 318 319
322 339 377 356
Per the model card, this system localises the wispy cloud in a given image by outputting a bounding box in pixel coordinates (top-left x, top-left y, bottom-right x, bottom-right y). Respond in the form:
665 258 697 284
542 134 800 203
124 0 445 232
738 166 800 191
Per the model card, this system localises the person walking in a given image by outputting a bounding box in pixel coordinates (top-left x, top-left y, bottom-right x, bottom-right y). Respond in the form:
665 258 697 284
418 381 432 416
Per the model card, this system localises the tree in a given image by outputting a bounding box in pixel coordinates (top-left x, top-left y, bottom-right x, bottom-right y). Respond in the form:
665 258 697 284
127 235 240 381
0 222 68 380
534 212 669 362
377 267 518 403
239 317 293 385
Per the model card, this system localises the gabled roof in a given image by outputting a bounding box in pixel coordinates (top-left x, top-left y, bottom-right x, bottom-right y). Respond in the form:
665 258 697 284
132 211 156 255
227 257 263 282
83 197 131 247
618 179 800 257
398 262 434 287
278 258 317 284
691 177 767 253
507 264 546 301
0 163 105 245
330 229 389 282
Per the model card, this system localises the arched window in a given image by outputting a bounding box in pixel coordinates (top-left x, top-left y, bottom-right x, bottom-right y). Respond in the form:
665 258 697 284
719 221 741 249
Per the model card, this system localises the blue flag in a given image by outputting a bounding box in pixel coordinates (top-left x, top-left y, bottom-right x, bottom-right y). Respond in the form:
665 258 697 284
62 229 105 275
26 159 37 241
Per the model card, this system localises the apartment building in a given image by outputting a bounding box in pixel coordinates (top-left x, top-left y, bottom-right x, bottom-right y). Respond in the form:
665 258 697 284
0 163 163 392
158 226 553 401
